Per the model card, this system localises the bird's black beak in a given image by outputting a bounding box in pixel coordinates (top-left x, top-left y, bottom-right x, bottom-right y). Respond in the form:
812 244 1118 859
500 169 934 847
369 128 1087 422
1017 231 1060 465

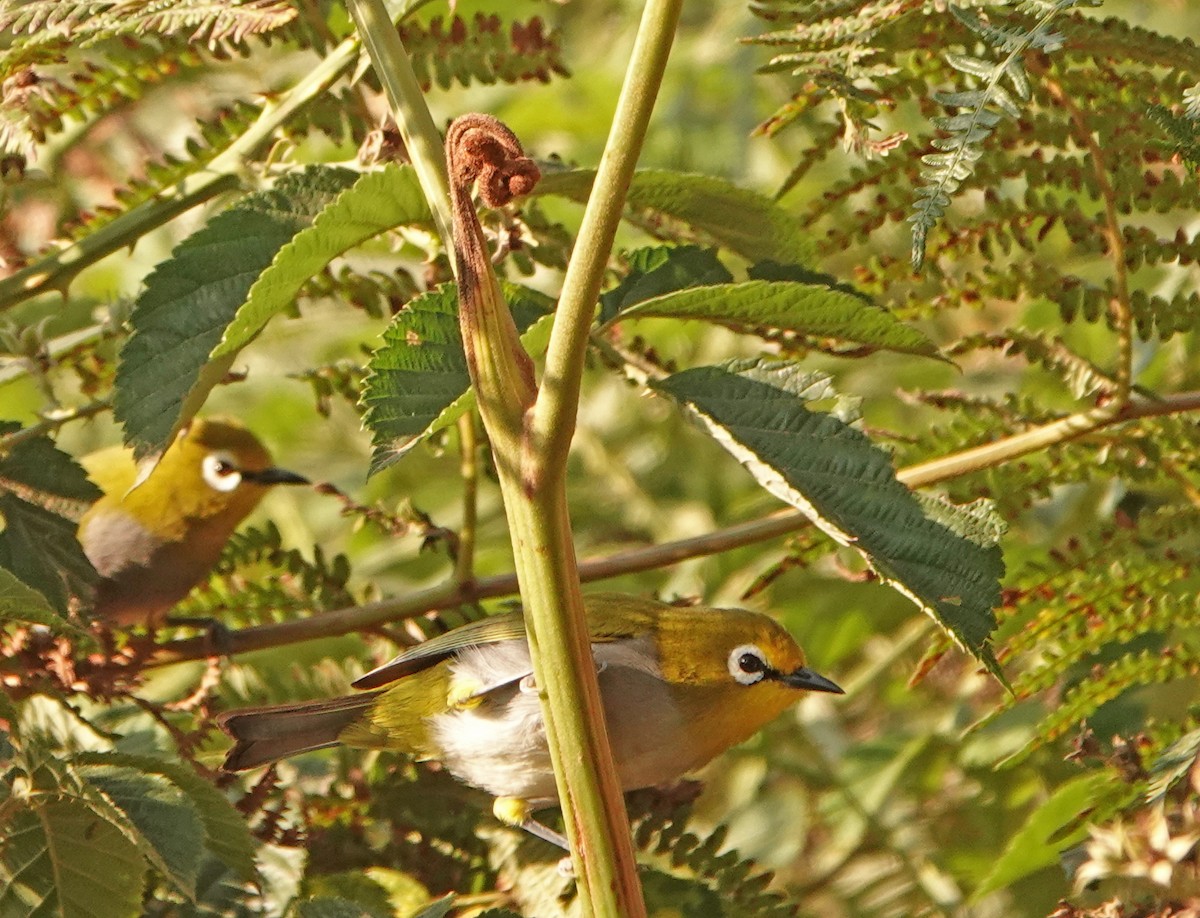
777 666 844 694
241 467 310 486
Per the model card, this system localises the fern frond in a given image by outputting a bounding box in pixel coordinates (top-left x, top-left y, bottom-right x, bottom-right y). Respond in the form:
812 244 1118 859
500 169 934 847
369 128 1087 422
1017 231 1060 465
173 522 357 625
909 2 1088 270
0 0 297 48
399 14 569 92
948 331 1117 398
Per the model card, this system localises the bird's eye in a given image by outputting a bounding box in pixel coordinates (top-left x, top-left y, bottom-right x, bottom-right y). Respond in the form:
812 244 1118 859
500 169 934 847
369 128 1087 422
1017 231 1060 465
202 453 242 492
728 644 770 685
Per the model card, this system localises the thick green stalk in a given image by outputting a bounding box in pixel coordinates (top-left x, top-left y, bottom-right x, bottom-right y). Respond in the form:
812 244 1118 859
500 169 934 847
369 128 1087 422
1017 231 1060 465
443 113 644 916
0 36 361 310
347 3 646 910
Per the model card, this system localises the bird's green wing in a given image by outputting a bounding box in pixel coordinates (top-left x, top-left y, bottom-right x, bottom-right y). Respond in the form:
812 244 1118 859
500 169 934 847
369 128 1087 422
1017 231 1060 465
351 593 667 690
353 611 527 688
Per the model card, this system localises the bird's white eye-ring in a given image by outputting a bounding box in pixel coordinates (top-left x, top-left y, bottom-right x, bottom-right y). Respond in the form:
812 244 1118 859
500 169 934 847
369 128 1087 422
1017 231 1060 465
728 644 770 685
202 452 242 492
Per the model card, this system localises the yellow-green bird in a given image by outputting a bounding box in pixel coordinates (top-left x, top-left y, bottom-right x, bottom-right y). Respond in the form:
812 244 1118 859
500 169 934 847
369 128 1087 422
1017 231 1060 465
219 593 842 842
78 418 308 626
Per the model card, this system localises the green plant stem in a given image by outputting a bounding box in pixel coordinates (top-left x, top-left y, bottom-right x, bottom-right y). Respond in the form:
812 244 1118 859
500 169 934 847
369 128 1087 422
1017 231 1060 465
443 112 642 914
145 387 1200 668
345 0 454 249
454 413 478 585
527 0 683 490
0 35 361 310
348 2 647 908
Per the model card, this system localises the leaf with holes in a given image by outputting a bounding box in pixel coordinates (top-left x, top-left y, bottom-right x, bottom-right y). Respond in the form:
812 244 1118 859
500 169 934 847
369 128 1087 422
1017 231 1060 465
651 358 1004 678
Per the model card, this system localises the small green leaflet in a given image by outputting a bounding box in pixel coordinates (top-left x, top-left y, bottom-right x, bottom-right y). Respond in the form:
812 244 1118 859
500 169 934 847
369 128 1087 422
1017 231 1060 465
0 568 91 640
0 421 99 619
361 284 554 474
534 169 816 267
652 358 1004 677
613 280 938 356
972 772 1114 900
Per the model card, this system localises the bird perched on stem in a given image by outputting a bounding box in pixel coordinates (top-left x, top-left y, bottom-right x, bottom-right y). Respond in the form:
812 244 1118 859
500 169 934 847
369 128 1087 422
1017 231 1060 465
219 593 842 846
78 417 308 626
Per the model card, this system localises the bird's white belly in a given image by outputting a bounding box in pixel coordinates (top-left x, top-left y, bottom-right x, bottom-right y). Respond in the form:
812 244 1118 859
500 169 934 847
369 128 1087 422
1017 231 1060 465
430 638 692 803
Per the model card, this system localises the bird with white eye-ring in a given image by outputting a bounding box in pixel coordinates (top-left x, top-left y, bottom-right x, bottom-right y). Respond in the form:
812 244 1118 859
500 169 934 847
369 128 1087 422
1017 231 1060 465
78 417 309 628
219 593 844 851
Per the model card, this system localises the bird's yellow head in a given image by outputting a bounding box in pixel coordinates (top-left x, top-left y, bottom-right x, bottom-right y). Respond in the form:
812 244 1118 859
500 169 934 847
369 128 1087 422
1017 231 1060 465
650 603 839 694
83 417 309 542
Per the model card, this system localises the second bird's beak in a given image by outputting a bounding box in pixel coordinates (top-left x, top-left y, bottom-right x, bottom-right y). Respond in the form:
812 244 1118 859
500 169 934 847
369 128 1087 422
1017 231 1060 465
240 467 310 486
778 666 844 695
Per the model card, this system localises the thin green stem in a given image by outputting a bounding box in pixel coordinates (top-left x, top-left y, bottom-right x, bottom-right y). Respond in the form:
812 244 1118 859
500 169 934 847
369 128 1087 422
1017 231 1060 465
454 413 479 585
0 36 361 310
345 0 454 250
527 0 683 490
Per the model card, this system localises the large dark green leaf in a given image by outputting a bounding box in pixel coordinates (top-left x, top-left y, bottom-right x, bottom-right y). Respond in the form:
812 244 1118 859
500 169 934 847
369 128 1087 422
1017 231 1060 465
83 766 205 899
652 358 1004 676
77 751 256 882
215 163 432 359
114 166 361 459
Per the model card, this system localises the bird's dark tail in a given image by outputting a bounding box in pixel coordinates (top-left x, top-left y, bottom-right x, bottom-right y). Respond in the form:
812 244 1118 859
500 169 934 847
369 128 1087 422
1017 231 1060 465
218 692 381 771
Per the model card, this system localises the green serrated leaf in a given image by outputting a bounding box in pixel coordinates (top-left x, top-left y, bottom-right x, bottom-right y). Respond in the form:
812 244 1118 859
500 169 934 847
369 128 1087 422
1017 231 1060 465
361 284 553 474
82 765 205 899
613 280 939 356
534 168 815 266
0 800 147 918
75 751 256 881
599 245 732 323
214 163 433 360
114 166 361 459
972 772 1111 900
651 358 1004 676
409 895 457 918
